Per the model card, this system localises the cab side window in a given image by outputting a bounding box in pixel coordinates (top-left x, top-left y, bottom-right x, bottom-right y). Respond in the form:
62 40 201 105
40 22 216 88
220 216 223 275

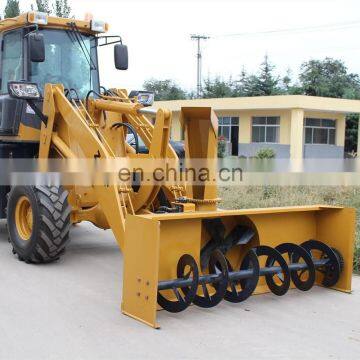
1 31 23 94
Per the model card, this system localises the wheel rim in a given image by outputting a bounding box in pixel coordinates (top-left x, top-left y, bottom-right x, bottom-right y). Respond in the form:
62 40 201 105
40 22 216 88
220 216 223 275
15 196 33 241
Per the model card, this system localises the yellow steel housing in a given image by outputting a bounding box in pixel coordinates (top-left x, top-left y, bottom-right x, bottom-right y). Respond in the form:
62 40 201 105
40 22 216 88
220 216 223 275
122 205 355 328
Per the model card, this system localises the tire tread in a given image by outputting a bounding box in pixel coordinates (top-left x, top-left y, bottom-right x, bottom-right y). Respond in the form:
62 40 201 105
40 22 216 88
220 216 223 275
8 186 71 264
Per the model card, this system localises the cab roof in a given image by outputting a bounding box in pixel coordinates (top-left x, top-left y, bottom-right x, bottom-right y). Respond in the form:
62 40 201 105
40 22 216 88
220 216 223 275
0 12 108 34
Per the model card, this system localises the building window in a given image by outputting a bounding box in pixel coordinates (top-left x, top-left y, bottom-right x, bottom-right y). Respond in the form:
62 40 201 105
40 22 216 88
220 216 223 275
304 118 336 145
218 117 239 141
252 116 280 143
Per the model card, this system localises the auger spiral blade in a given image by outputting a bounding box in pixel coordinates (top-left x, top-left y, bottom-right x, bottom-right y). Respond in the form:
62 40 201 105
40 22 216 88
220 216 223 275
157 254 199 313
224 249 260 303
255 245 291 296
301 240 342 288
275 243 316 291
192 250 229 308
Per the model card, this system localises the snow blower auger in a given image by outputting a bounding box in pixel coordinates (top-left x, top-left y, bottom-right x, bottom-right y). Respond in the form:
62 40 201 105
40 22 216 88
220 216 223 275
0 13 355 329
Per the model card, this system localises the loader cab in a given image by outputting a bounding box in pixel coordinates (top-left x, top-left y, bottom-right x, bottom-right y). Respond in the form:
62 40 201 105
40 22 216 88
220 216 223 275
0 26 101 136
28 28 100 98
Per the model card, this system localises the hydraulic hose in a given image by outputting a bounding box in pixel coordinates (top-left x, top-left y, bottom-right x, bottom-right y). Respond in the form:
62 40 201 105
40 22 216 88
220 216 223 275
111 122 139 154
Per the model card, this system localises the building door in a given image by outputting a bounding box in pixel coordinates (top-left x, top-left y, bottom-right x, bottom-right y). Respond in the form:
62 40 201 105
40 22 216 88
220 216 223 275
218 117 239 156
231 124 239 155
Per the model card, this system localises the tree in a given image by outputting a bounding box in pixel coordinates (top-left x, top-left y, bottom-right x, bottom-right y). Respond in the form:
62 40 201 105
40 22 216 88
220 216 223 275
143 79 187 101
279 68 293 94
201 57 281 98
52 0 71 17
35 0 51 14
4 0 20 18
241 74 262 96
232 68 248 97
202 77 234 98
277 69 303 95
201 57 282 98
239 56 280 96
256 55 280 95
299 58 360 98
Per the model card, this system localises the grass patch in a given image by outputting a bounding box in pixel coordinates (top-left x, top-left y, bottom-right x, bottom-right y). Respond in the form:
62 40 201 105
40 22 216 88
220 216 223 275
219 186 360 271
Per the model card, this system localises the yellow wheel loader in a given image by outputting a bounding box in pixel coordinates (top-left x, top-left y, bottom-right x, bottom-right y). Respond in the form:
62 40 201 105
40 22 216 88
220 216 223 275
0 12 356 328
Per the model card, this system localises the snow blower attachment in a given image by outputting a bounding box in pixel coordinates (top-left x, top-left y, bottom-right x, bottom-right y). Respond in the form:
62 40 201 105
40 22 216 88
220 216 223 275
122 205 354 328
0 13 356 329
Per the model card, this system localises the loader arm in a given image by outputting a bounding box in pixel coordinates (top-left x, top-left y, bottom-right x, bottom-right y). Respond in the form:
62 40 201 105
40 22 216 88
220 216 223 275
91 98 178 211
38 84 184 250
40 84 127 249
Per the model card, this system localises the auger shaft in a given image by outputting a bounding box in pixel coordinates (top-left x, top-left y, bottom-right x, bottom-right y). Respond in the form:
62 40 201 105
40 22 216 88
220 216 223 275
158 258 329 291
262 258 329 274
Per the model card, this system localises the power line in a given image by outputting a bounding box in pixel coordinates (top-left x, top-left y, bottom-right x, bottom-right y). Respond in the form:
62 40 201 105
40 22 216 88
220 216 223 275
211 19 360 39
189 20 360 92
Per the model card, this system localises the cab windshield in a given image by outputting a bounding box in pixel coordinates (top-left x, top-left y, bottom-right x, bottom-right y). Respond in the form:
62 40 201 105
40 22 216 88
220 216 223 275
30 29 99 98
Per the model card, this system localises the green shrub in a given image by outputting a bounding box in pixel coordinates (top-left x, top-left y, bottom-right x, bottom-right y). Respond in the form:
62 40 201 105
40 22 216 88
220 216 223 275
354 242 360 272
262 186 277 199
218 136 227 158
256 148 276 159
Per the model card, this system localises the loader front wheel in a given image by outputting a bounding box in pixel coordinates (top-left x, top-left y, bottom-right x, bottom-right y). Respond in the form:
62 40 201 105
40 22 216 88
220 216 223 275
7 186 71 263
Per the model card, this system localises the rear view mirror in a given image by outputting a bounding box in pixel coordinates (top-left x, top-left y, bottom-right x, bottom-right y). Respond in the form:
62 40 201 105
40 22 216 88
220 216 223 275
28 33 45 63
114 44 128 70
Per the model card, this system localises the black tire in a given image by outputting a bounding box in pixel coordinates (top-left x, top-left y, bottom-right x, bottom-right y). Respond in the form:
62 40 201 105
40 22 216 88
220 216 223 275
7 186 71 264
170 140 185 159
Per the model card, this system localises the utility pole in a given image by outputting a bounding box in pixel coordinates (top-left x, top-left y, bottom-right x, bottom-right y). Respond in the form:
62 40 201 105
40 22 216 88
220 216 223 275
191 34 209 98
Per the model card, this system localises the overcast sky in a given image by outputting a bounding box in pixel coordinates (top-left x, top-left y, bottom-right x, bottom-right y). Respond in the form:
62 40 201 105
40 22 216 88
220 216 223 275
2 0 360 92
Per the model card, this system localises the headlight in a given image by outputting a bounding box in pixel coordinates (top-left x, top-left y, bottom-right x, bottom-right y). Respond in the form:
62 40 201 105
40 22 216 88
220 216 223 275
8 82 41 100
28 11 48 25
129 91 155 107
91 20 108 33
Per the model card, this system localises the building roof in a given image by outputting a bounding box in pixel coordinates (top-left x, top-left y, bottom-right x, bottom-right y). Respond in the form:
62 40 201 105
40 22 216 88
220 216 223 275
154 95 360 114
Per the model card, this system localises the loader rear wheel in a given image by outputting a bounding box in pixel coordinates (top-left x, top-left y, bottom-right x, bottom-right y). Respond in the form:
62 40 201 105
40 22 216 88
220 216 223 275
7 186 71 264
